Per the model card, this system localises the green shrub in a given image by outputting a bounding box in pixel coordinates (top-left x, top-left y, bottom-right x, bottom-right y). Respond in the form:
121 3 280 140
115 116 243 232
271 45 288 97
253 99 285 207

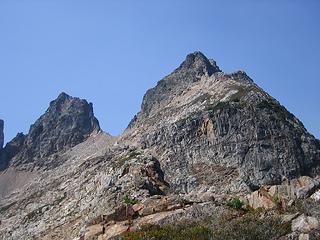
118 213 290 240
128 151 141 159
123 195 140 205
226 198 245 210
120 223 212 240
213 213 290 240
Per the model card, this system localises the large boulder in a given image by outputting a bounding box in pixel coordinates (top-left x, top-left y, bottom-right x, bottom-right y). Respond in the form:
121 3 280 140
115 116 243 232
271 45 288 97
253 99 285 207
247 176 320 209
292 214 319 233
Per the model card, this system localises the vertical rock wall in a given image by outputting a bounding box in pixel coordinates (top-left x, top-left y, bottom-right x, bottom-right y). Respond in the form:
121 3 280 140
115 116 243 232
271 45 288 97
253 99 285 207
0 120 4 150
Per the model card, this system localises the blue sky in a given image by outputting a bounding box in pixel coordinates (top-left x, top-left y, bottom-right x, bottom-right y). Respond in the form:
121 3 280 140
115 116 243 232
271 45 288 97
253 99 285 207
0 0 319 143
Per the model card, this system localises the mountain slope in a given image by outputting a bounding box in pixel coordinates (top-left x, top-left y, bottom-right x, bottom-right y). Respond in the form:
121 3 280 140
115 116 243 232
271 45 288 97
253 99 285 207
124 52 320 193
0 52 319 239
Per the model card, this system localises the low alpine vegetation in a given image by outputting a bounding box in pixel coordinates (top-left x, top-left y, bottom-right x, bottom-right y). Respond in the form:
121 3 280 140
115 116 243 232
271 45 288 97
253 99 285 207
120 223 212 240
226 197 245 210
123 194 140 205
118 213 290 240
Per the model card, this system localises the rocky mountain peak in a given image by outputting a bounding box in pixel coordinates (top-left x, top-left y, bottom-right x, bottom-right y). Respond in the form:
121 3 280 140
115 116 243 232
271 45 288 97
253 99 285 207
0 119 4 149
127 52 320 193
3 93 101 169
139 52 222 116
52 91 71 103
48 92 87 113
177 51 221 75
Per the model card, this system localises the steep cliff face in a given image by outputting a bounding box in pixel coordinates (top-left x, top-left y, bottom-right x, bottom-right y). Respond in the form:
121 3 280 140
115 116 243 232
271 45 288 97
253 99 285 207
0 120 3 150
1 92 100 170
0 133 26 170
125 52 320 193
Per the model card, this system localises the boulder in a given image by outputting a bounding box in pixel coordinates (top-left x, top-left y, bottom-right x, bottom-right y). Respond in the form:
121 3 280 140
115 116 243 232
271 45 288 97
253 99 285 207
292 176 320 199
247 176 320 209
310 189 320 202
299 233 310 240
84 224 104 240
281 213 299 224
292 214 319 233
247 187 277 209
102 223 128 240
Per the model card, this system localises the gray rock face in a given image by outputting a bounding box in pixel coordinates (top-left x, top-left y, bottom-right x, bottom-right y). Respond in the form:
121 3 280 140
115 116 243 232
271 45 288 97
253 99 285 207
0 119 3 149
125 51 320 192
3 92 100 169
291 214 319 233
138 52 221 118
0 133 26 170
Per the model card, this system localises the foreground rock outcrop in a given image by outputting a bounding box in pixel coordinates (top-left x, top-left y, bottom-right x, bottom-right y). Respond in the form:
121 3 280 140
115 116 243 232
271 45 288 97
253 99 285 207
0 52 319 240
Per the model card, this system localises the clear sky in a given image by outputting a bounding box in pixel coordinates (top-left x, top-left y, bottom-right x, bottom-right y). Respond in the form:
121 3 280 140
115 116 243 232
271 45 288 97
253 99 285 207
0 1 319 143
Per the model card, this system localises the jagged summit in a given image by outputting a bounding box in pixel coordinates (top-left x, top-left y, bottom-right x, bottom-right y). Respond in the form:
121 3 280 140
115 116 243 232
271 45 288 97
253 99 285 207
49 92 90 110
1 93 101 169
52 91 71 102
177 51 221 75
58 91 70 98
140 52 222 116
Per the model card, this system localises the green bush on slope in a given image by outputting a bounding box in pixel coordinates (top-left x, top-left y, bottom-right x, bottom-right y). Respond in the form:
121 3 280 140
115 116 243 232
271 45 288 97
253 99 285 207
119 213 290 240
